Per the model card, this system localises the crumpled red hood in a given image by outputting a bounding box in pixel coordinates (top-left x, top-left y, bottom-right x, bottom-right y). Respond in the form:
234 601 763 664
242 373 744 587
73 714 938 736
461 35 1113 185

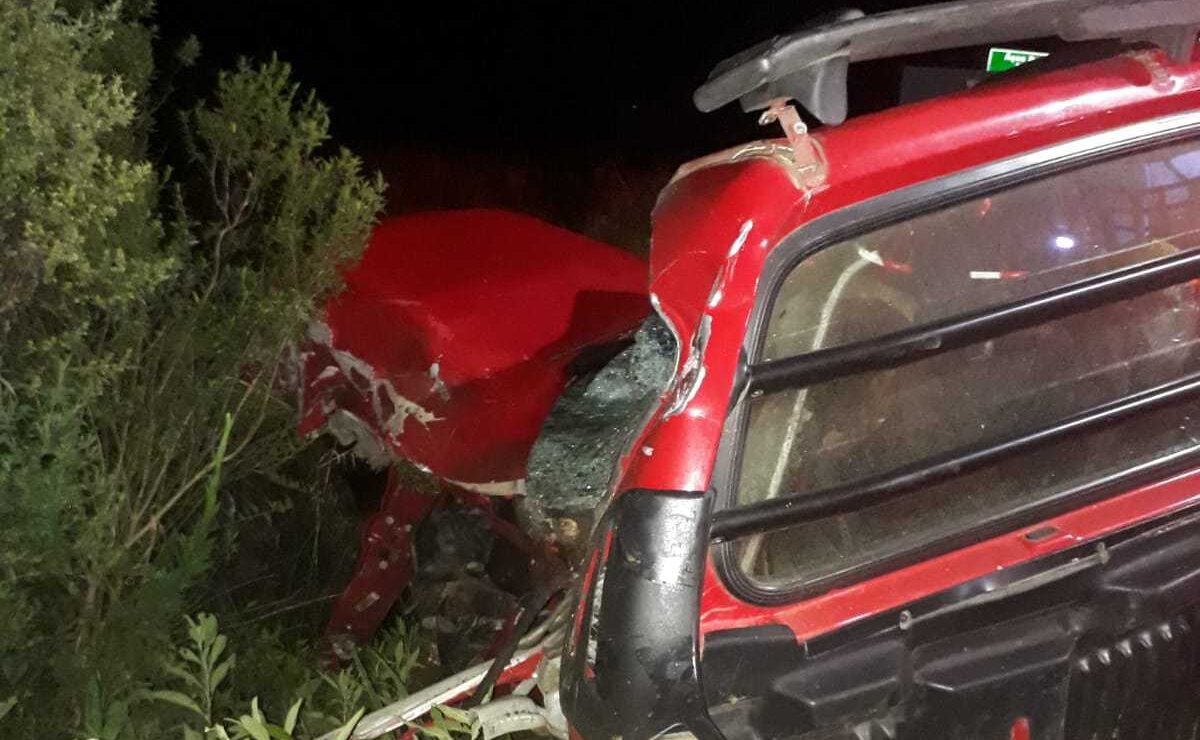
298 209 648 486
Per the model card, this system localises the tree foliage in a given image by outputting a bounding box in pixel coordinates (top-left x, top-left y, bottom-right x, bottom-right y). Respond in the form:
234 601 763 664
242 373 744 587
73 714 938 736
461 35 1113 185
0 1 385 735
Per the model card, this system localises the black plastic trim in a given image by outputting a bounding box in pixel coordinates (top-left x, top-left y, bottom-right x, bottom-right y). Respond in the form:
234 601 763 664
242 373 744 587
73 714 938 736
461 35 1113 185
709 110 1200 605
560 489 721 740
694 0 1200 123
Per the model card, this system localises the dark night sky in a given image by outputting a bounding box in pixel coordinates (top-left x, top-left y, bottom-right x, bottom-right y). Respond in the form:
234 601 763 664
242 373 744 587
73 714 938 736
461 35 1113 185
159 1 938 156
156 1 986 246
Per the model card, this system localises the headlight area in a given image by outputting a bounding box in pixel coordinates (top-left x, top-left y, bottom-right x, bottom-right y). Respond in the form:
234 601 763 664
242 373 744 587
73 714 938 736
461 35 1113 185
559 489 723 740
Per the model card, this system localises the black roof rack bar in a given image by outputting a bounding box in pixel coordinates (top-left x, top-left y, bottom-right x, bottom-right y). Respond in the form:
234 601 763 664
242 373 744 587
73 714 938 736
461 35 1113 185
747 247 1200 399
694 0 1200 124
711 367 1200 542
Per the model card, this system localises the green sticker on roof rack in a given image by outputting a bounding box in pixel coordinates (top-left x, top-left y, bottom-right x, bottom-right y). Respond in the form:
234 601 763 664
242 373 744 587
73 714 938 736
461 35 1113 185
986 47 1049 73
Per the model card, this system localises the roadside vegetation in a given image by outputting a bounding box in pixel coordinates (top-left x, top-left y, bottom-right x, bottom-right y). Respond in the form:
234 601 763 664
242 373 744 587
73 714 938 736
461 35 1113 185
0 2 453 736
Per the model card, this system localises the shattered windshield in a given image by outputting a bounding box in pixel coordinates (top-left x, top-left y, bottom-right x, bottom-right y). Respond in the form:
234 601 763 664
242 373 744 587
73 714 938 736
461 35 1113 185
525 315 676 550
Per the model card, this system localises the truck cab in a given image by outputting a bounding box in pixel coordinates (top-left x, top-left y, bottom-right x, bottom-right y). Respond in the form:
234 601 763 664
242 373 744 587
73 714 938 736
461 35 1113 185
561 2 1200 738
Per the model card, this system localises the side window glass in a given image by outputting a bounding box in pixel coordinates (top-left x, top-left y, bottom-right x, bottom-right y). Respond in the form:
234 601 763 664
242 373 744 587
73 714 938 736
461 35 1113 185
736 139 1200 586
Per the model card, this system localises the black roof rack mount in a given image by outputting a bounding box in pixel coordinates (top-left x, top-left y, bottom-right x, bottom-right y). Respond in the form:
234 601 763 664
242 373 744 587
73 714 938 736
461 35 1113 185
694 0 1200 125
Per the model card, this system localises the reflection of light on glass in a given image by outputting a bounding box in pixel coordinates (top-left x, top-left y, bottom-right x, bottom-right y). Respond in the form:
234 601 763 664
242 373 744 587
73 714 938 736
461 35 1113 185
1053 235 1076 250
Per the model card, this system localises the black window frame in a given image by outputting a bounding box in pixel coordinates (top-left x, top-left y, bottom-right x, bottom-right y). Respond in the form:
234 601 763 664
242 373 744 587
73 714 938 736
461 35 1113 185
710 109 1200 606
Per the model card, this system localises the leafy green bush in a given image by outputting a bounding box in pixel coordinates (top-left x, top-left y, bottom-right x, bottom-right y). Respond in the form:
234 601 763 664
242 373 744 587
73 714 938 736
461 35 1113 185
146 612 361 740
146 612 460 740
0 1 386 736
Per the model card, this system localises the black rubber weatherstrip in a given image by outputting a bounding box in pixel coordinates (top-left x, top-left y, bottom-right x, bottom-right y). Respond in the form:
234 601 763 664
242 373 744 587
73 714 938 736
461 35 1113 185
711 368 1200 542
747 247 1200 398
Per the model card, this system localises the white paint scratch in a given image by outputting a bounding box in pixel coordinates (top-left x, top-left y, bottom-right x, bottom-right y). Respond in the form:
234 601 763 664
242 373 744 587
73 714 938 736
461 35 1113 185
663 314 711 418
428 362 450 401
727 219 753 257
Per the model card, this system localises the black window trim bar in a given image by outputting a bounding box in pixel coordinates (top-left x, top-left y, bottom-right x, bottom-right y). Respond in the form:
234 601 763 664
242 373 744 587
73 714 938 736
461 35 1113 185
708 108 1200 605
712 367 1200 542
745 248 1200 399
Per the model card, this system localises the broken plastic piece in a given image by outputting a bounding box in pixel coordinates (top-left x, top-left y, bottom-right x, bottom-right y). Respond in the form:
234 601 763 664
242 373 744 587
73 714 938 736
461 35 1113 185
759 100 827 187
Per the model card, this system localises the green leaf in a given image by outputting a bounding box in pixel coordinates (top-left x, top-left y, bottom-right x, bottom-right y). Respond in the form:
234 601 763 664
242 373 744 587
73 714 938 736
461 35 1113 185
250 696 265 723
186 615 203 643
85 678 104 731
236 713 270 740
197 613 218 644
333 708 365 740
164 663 205 690
210 633 228 664
437 706 474 726
0 696 17 721
182 726 204 740
201 416 233 527
418 725 452 740
283 698 303 734
103 699 130 738
181 648 203 666
147 690 206 719
210 656 235 694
